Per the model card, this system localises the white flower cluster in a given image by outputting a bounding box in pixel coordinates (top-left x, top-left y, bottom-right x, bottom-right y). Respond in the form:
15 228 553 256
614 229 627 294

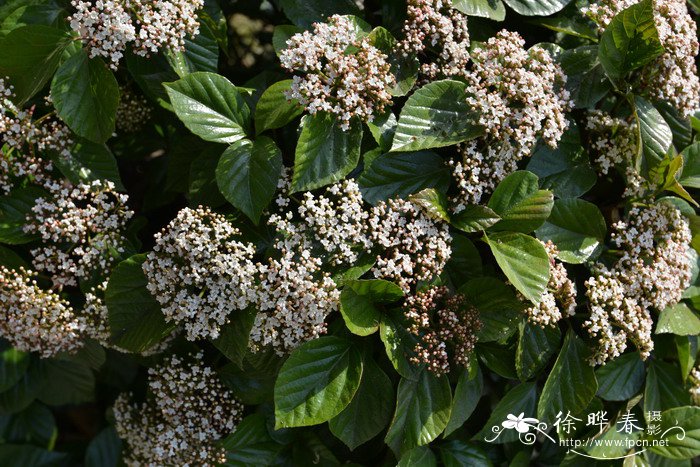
524 241 577 327
271 179 371 266
251 248 340 355
397 0 470 79
585 203 692 364
114 352 243 466
369 198 452 292
0 78 73 194
279 15 395 130
69 0 204 70
584 0 700 116
691 366 700 405
450 30 572 209
0 267 85 358
143 206 258 341
116 86 152 133
585 111 649 199
23 180 133 288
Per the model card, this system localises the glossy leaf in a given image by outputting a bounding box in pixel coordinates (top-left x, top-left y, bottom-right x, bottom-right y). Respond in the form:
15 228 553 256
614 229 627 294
487 171 554 233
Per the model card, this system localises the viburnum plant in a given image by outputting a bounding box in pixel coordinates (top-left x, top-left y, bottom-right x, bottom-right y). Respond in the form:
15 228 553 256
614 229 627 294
1 0 700 465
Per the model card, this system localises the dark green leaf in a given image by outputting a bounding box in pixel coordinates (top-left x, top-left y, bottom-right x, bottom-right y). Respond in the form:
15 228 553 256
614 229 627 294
595 352 645 401
502 0 573 16
164 71 251 144
85 427 122 467
679 143 700 189
598 0 664 80
53 139 123 190
535 198 607 263
647 406 700 460
485 231 550 304
516 322 560 381
51 50 119 143
212 308 257 368
633 95 673 175
391 80 482 152
345 279 404 303
358 151 450 205
487 171 554 233
0 444 68 467
644 361 690 415
656 303 700 335
0 348 28 394
279 0 361 28
0 187 44 245
453 0 506 21
105 254 175 353
409 188 450 222
0 25 71 104
451 205 500 233
439 441 491 467
380 310 421 379
444 366 483 436
37 359 94 406
291 113 363 192
398 446 437 467
254 80 303 134
274 336 363 428
216 137 282 224
385 369 452 454
221 413 282 466
461 277 523 342
537 330 597 421
329 357 394 450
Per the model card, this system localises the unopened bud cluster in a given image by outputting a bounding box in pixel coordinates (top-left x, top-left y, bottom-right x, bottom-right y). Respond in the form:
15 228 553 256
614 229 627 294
403 286 481 376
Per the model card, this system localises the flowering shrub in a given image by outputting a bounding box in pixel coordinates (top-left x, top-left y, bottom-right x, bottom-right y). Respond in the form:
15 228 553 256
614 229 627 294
0 0 700 464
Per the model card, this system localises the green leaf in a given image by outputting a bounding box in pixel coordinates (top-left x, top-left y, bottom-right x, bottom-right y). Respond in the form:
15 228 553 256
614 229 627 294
380 310 421 379
125 50 178 107
516 322 560 381
340 288 381 337
366 110 397 152
598 0 664 81
444 366 483 436
535 198 607 264
0 245 28 270
487 171 553 233
391 80 482 152
537 330 597 421
644 361 690 415
502 0 573 16
0 25 71 104
212 308 257 368
595 352 645 401
4 402 56 447
0 358 46 414
344 279 404 303
0 187 45 245
105 254 175 353
461 277 523 342
272 25 301 56
329 357 394 450
188 146 227 208
398 446 437 467
441 442 491 467
0 348 29 393
164 71 251 144
679 143 700 189
445 235 483 288
221 414 282 466
254 80 303 134
647 406 700 460
51 50 119 144
633 95 673 175
181 19 219 73
475 383 537 444
656 303 700 335
85 427 122 467
274 336 363 428
358 151 450 205
526 124 596 198
385 370 452 454
216 137 282 224
451 205 500 233
530 16 599 41
485 232 550 304
409 188 450 222
453 0 506 21
0 444 68 467
37 360 94 406
291 113 363 192
279 0 361 28
53 139 123 190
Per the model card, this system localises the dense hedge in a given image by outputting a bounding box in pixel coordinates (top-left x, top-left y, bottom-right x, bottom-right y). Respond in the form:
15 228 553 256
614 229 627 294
0 0 699 465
